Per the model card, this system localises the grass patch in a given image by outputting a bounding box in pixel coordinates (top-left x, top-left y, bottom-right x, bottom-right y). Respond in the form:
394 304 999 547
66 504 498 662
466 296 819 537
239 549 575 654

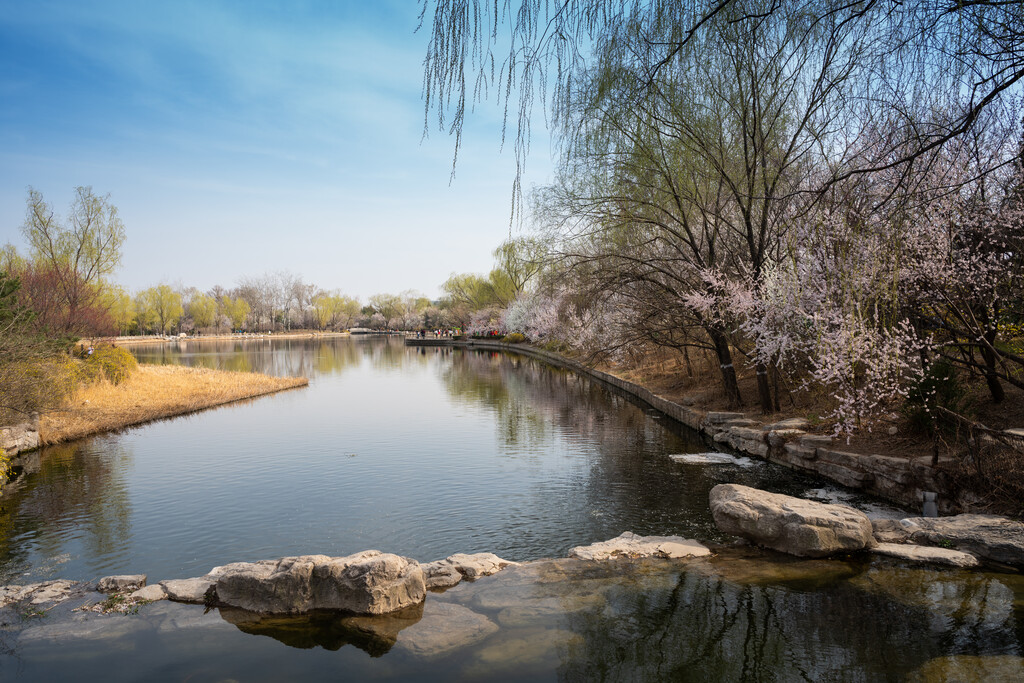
39 364 308 444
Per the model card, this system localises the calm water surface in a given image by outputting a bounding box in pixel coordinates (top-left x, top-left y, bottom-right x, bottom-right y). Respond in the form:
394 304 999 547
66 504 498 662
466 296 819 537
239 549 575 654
1 336 1021 681
1 336 842 584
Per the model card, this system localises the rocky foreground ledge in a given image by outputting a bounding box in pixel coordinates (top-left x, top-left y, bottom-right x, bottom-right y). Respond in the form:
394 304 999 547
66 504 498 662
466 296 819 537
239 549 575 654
0 532 712 617
4 486 1022 619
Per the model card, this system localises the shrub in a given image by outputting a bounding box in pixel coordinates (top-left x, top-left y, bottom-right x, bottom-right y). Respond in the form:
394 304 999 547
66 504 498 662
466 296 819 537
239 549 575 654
1 357 78 424
503 332 527 344
81 345 137 385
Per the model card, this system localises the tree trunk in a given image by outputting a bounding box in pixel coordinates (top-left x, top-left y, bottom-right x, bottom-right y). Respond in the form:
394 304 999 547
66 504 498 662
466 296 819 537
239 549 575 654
755 361 773 414
980 335 1005 403
978 310 1005 403
709 328 742 409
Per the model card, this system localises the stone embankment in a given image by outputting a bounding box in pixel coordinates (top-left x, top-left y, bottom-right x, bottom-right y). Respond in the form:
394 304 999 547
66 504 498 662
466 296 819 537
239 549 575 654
434 339 1017 514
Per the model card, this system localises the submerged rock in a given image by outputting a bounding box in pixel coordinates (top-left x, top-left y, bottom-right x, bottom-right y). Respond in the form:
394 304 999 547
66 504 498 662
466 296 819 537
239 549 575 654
0 580 81 607
421 552 518 589
395 601 499 657
871 542 979 568
709 484 874 558
213 551 425 615
569 532 710 560
697 547 861 587
907 654 1024 682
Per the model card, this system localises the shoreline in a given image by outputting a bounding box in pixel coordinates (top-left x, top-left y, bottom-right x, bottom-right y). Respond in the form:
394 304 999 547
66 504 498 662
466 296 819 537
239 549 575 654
0 365 309 476
83 330 353 346
409 337 1009 516
38 364 309 446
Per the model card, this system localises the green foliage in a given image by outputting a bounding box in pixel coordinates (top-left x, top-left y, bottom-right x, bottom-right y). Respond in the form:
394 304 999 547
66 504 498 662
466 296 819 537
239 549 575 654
189 293 217 329
79 345 137 385
503 332 527 343
904 360 971 434
220 296 250 330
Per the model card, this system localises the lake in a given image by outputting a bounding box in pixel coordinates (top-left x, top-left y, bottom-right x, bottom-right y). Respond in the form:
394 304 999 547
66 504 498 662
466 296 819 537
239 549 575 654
1 336 1021 681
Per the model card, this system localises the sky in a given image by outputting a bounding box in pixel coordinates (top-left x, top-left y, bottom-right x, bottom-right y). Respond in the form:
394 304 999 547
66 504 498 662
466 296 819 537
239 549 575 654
0 0 553 301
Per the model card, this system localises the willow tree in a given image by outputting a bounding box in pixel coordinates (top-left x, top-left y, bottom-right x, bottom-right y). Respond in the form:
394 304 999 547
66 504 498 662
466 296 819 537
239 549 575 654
421 0 1024 187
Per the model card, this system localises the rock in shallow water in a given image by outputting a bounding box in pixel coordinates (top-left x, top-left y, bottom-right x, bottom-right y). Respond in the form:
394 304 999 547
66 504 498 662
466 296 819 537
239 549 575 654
0 580 81 607
213 550 425 615
871 542 979 568
898 515 1024 567
97 575 146 594
569 532 710 560
421 552 518 589
709 484 874 558
160 577 217 604
130 584 168 602
907 654 1024 682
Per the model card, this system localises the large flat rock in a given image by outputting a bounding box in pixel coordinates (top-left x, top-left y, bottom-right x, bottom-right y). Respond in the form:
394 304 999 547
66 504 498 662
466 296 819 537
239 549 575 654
710 484 874 558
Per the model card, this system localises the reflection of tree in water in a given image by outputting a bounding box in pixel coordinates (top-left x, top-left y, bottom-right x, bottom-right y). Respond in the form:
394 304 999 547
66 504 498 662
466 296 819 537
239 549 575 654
439 349 825 547
0 439 132 583
129 338 374 379
848 566 1024 658
549 559 1020 682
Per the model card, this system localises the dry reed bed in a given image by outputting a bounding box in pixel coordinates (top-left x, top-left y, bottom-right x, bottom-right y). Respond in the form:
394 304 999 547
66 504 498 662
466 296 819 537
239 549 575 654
39 364 308 445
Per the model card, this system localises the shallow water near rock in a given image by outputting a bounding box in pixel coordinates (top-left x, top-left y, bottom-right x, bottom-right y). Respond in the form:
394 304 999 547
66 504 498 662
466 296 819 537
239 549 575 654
1 336 1021 679
5 553 1024 681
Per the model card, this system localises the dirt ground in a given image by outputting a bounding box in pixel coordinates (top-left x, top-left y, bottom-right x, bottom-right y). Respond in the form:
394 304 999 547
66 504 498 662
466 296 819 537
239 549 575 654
597 347 1024 463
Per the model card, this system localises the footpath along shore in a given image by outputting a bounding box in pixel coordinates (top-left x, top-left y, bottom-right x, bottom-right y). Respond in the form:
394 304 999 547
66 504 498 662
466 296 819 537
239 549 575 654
408 336 1024 515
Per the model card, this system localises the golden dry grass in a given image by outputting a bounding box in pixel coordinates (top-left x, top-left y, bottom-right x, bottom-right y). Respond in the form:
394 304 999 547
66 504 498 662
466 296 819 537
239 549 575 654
39 364 308 445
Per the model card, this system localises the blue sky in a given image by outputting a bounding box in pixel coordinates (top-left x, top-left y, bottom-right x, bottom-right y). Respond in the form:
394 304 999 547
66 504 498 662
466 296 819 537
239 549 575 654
0 0 552 300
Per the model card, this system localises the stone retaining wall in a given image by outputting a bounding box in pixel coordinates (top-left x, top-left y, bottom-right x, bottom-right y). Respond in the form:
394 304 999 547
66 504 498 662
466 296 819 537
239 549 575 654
446 340 959 513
